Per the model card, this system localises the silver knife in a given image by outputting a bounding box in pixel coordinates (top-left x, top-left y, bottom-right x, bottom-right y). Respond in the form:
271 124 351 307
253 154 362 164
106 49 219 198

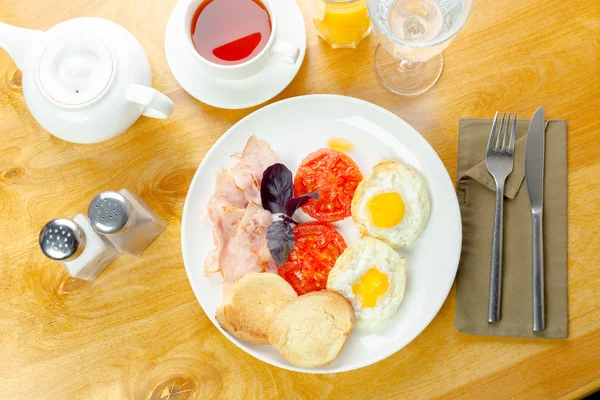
525 107 546 332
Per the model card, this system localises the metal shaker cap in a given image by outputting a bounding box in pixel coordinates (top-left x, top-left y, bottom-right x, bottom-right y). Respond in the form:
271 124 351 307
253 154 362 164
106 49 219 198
88 191 132 234
39 218 86 261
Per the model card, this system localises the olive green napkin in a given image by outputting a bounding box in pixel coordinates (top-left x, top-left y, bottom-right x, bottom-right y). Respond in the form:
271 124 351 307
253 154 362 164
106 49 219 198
454 118 568 338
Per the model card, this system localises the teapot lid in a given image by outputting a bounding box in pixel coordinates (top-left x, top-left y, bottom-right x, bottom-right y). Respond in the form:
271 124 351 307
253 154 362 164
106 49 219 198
38 33 113 106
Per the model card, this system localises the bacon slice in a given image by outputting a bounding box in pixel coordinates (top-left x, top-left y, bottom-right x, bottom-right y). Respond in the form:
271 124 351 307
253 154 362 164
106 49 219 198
204 170 248 272
205 197 245 272
213 169 248 209
231 136 278 205
220 203 277 285
204 136 278 285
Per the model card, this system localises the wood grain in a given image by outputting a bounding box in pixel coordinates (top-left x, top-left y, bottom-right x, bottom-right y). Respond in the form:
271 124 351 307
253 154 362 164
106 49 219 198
1 0 599 399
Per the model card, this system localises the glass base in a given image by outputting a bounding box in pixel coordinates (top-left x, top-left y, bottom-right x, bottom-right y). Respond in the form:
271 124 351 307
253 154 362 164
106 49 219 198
314 24 372 49
374 45 444 96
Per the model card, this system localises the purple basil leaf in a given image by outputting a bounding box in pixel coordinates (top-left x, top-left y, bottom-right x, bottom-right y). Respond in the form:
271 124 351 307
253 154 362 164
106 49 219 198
266 220 295 266
260 163 293 214
284 192 319 217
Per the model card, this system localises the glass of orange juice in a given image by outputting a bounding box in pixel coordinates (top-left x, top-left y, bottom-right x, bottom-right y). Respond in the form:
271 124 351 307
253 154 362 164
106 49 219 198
307 0 372 49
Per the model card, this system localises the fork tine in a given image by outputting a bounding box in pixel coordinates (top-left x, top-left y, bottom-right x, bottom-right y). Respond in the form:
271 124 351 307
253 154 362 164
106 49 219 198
495 112 506 150
502 113 511 150
487 111 499 153
508 113 517 153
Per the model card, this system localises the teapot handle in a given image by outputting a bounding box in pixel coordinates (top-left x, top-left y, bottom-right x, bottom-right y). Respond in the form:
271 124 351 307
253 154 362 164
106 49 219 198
0 22 46 71
125 84 174 119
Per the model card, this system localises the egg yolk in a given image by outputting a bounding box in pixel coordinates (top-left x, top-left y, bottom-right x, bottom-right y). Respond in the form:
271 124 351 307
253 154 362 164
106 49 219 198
327 137 354 152
352 268 389 308
367 192 405 228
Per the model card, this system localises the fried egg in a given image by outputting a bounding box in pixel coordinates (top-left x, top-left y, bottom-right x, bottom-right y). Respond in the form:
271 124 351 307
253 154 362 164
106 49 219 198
351 162 430 248
327 237 406 329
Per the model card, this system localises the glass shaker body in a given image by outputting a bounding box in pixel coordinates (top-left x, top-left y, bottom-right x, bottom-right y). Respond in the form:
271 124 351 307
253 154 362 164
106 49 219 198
39 214 120 280
88 189 166 256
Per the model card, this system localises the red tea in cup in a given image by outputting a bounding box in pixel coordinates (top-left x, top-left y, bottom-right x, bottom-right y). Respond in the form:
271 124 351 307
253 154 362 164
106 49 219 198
191 0 272 65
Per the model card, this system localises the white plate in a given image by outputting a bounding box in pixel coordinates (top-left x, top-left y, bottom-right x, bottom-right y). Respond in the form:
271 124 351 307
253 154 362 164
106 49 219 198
181 95 462 373
165 0 306 110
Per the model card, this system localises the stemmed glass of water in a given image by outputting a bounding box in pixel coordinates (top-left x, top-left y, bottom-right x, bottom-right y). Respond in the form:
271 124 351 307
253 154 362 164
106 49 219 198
367 0 473 95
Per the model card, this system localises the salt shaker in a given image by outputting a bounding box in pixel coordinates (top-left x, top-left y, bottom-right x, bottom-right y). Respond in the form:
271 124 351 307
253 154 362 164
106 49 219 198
39 215 120 280
87 189 166 256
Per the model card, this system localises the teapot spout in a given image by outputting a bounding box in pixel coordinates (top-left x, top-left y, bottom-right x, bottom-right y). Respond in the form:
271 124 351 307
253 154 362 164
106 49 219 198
0 22 46 71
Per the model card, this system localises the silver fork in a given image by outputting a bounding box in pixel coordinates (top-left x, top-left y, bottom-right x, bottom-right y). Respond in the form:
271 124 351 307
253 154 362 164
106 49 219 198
486 112 517 323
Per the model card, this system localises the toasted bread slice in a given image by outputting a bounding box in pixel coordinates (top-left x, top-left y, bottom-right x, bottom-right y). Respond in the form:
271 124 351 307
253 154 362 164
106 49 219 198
216 273 297 344
268 291 354 368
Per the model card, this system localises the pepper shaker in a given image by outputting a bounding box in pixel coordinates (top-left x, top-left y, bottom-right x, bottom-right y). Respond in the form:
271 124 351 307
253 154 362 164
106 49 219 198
39 215 121 280
87 189 166 256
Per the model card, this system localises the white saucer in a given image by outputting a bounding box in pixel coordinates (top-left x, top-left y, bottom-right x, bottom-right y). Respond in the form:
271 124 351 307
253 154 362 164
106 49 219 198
165 0 306 109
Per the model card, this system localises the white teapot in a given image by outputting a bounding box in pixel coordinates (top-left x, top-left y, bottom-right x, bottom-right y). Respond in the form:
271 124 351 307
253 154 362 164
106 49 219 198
0 17 174 144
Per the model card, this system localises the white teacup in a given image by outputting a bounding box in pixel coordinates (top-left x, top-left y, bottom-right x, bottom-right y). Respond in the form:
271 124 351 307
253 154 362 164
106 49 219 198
182 0 300 80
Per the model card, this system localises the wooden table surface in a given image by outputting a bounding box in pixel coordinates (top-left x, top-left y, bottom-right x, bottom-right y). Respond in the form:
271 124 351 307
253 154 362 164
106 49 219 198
1 0 599 399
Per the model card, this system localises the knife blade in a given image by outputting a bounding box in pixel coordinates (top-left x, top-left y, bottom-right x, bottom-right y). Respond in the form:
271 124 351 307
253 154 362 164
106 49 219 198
525 107 546 332
526 108 545 210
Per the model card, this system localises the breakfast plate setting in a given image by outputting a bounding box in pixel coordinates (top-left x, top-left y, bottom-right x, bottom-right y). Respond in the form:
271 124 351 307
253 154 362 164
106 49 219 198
182 95 462 372
0 0 575 393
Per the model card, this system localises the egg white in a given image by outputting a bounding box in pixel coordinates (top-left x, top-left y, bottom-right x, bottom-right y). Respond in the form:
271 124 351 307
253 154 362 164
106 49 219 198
327 237 407 330
351 162 430 248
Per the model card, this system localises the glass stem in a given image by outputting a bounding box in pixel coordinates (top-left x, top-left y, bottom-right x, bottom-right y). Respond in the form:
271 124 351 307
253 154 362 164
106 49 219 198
397 59 423 72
